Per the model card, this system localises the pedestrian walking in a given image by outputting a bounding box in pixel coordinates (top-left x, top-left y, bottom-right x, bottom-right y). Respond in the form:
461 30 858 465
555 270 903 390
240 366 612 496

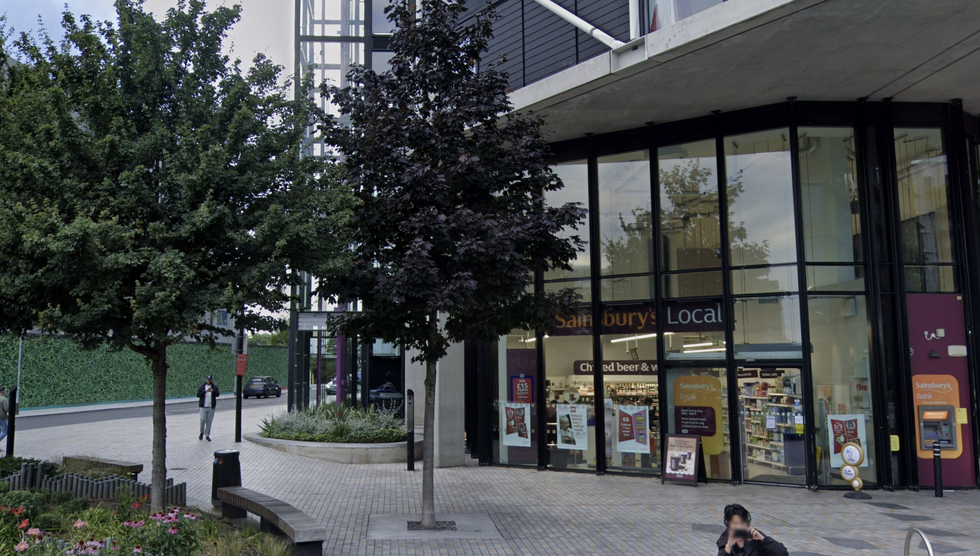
197 375 219 441
0 387 9 443
716 503 788 556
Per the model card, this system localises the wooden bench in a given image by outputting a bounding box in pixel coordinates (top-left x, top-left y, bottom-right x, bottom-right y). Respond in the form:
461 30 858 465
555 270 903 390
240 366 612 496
217 486 325 556
62 456 143 481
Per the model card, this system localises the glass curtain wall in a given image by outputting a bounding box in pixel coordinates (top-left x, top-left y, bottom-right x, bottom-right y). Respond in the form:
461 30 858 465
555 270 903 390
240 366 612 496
725 129 803 363
494 329 539 466
659 140 726 362
725 129 806 484
544 159 594 469
597 151 660 474
798 127 878 487
894 128 957 292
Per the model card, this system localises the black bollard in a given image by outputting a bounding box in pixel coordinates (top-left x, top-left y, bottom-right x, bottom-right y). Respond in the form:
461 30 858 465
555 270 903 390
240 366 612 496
406 389 415 471
5 387 17 457
933 441 943 498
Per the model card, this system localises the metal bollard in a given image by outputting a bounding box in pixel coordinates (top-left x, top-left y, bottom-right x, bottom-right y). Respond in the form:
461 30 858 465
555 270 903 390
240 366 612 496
406 389 415 472
933 441 943 498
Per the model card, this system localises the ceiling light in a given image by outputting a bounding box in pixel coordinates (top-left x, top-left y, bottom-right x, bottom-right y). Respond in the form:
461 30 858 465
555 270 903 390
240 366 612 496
610 333 657 344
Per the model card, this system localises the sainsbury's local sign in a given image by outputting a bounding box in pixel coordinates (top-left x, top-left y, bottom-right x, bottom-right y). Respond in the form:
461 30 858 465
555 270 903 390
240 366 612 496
550 299 724 335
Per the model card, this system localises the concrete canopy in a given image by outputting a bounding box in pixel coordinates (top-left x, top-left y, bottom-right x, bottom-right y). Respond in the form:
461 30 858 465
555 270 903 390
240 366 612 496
509 0 980 142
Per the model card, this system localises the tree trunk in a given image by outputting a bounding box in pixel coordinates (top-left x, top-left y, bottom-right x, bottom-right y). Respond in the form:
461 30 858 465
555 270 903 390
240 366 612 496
420 313 439 528
149 349 168 512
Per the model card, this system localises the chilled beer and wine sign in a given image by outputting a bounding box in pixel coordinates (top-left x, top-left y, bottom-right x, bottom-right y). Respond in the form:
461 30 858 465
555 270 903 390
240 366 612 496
550 299 724 336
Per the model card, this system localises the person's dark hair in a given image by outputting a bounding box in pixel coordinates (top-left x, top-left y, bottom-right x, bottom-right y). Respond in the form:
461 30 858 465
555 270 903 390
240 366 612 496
724 504 751 527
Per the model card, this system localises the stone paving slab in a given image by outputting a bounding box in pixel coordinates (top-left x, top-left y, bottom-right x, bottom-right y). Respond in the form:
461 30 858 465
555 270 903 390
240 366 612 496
367 513 503 540
12 403 980 555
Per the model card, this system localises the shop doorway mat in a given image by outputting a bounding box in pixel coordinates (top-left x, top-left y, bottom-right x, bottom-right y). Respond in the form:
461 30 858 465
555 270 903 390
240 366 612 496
367 513 503 540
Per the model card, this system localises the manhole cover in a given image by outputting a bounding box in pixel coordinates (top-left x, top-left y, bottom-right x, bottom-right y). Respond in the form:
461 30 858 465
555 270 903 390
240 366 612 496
407 521 457 531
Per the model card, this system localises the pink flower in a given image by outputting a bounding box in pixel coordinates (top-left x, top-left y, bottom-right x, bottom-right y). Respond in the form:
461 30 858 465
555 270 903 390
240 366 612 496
14 540 29 553
26 527 41 536
168 527 179 535
133 547 142 554
73 519 87 529
183 513 197 520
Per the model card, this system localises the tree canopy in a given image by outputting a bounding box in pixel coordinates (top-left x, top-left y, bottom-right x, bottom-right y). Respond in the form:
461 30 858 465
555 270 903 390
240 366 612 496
0 0 352 510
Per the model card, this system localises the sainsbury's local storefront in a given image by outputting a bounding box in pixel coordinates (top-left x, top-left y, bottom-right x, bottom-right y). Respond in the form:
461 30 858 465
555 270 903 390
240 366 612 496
462 99 980 491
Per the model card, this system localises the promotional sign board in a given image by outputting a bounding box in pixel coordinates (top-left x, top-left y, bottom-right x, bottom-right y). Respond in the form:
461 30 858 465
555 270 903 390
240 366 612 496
502 403 531 447
510 375 533 404
827 414 869 468
672 376 724 455
556 404 589 449
662 434 702 485
573 360 657 376
616 405 650 454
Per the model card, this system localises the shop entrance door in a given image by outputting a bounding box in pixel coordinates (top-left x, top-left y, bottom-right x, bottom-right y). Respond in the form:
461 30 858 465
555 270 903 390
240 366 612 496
736 367 807 485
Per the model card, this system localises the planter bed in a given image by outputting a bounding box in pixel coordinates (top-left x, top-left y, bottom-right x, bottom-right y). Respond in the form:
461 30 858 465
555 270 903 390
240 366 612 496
244 433 423 464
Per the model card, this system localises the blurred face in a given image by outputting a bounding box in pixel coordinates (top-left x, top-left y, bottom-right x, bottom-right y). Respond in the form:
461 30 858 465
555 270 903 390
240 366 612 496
206 379 212 385
728 515 748 530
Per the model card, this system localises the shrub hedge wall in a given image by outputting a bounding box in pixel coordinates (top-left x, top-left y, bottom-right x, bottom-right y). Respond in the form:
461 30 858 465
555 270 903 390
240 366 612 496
0 335 287 409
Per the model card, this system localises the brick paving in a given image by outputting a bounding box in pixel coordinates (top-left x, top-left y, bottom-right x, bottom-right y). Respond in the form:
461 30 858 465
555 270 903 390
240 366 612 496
14 404 980 555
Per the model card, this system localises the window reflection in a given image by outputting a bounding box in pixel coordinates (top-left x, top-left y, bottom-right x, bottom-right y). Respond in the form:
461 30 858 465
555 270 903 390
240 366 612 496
732 296 803 360
599 151 653 276
546 160 590 280
799 128 862 263
725 129 797 267
659 140 721 272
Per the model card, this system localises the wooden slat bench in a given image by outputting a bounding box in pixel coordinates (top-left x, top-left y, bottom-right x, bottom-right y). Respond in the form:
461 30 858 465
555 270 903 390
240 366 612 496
217 486 325 556
62 456 143 481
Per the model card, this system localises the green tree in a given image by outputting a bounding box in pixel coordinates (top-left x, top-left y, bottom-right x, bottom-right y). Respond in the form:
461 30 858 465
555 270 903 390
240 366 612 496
0 1 351 511
249 330 289 347
319 0 586 528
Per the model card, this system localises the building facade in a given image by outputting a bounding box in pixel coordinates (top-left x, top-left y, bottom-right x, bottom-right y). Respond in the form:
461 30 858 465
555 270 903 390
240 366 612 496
458 0 980 490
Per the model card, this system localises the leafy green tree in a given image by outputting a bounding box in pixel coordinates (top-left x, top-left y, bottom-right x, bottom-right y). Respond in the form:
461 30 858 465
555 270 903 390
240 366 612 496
0 1 351 511
319 0 586 528
249 330 289 347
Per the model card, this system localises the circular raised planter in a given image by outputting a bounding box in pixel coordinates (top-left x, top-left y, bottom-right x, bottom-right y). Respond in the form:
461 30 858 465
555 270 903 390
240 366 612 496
244 433 422 464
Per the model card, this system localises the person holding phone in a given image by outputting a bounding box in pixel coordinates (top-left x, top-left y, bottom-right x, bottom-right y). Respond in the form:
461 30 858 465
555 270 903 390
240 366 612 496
716 503 788 555
197 375 220 441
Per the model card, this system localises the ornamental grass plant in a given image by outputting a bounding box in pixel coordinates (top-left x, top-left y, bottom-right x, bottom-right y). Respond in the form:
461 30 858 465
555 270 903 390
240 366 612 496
259 402 407 443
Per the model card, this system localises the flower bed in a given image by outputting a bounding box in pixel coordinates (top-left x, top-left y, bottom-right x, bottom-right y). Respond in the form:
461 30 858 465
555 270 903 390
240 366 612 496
259 402 407 443
0 483 290 555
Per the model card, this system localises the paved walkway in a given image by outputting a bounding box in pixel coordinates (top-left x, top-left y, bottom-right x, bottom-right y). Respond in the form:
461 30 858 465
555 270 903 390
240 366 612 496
13 404 980 555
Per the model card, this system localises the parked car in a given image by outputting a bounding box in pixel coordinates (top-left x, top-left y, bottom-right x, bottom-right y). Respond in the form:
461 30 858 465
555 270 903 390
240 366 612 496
243 376 281 399
325 379 337 395
368 382 403 404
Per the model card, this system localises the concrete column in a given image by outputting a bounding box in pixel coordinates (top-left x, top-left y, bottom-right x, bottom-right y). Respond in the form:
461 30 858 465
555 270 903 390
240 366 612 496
405 340 467 468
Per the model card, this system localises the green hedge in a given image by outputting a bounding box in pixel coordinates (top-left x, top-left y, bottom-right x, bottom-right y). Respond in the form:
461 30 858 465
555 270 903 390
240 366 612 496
0 336 287 409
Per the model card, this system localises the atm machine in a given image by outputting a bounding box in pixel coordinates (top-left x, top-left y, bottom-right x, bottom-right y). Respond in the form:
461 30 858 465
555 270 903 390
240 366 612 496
918 406 958 451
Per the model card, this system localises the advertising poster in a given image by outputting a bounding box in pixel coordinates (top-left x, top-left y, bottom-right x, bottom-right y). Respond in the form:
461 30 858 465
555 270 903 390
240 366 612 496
502 403 531 447
616 405 651 454
663 434 701 484
556 404 588 449
510 375 533 404
672 376 724 455
827 415 868 468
